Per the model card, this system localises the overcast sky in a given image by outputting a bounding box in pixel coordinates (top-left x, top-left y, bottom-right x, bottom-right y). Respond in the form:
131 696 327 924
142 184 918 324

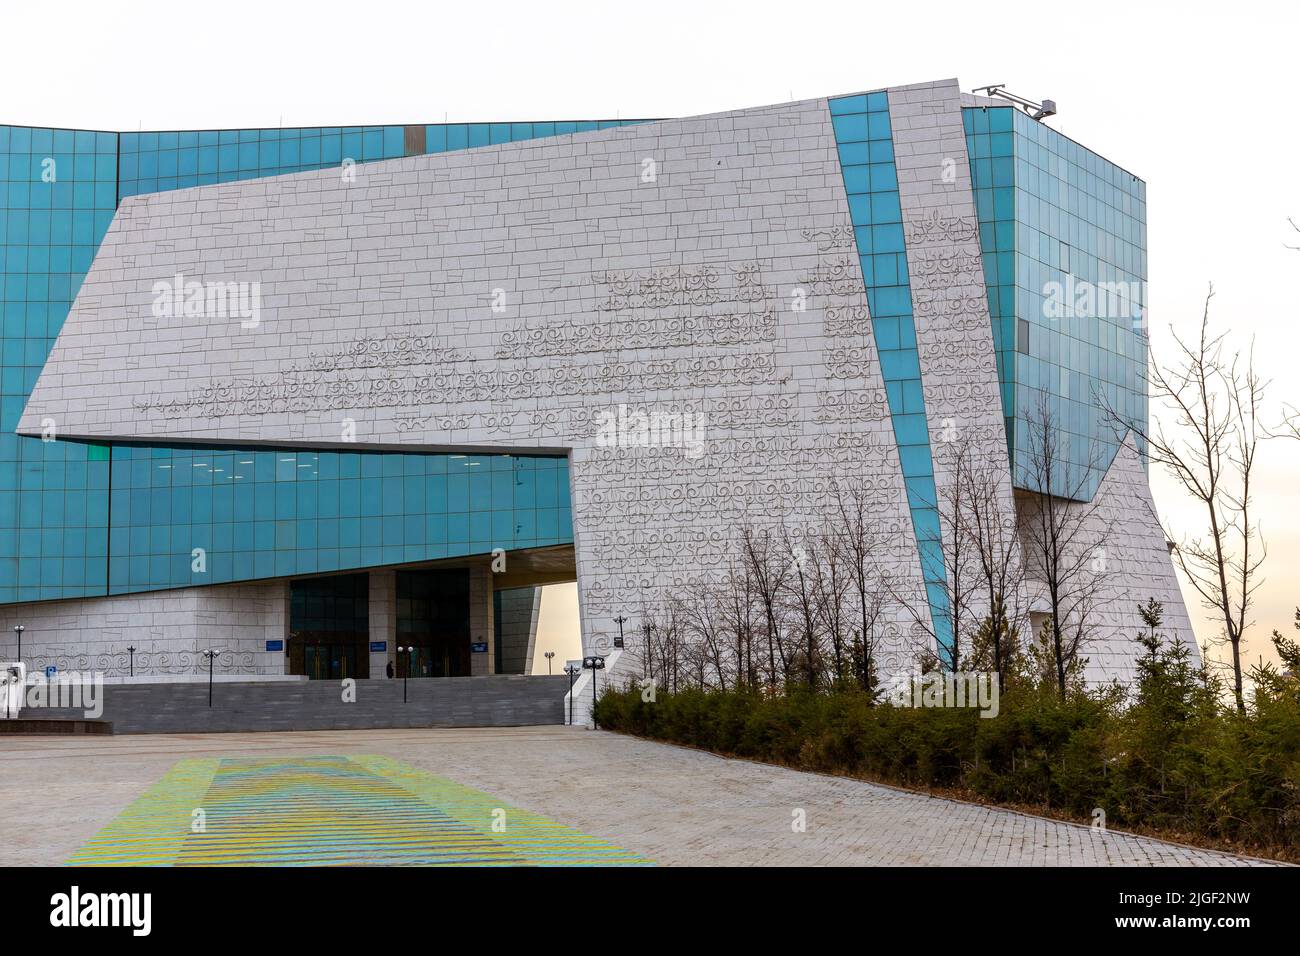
4 0 1297 671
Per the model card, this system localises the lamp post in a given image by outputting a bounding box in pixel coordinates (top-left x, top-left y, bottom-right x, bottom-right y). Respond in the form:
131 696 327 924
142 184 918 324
641 620 654 685
583 655 606 729
544 650 555 675
613 615 627 649
564 663 579 726
127 645 136 678
398 646 413 703
202 649 221 707
13 625 23 663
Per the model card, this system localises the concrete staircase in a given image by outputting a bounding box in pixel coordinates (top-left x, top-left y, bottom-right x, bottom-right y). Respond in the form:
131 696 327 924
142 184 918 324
11 675 570 734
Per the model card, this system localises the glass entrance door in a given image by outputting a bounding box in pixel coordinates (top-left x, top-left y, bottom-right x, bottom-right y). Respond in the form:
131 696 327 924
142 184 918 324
304 643 361 681
396 569 472 677
395 638 470 678
289 573 371 680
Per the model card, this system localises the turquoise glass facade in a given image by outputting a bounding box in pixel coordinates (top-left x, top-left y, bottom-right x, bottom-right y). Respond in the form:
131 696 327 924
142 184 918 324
0 117 633 604
963 107 1018 449
964 106 1148 500
0 126 117 601
828 92 953 659
106 447 570 594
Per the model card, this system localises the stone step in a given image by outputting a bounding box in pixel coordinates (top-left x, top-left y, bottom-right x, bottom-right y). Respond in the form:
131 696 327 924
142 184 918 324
9 675 570 734
0 717 112 734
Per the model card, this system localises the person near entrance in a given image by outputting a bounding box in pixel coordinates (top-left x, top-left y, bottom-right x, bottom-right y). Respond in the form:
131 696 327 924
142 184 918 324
386 660 394 679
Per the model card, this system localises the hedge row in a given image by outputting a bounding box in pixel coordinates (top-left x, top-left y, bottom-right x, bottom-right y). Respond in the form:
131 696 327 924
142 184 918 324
594 664 1300 857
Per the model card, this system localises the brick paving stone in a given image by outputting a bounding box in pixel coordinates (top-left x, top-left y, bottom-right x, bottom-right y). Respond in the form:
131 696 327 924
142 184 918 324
2 726 1280 867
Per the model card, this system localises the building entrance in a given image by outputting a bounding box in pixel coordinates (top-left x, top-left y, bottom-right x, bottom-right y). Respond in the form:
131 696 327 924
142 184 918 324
288 573 370 680
303 642 363 680
396 569 470 677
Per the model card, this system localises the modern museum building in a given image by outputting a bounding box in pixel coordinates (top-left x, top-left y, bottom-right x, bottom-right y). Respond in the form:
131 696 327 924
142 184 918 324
0 78 1192 689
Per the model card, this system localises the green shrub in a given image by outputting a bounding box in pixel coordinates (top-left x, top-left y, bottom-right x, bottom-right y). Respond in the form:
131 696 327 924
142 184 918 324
592 660 1300 857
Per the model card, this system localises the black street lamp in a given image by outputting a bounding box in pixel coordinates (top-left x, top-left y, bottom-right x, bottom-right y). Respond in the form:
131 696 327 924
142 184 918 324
544 650 555 675
564 663 580 725
127 645 136 678
202 649 221 707
613 615 627 649
13 624 23 663
398 646 414 703
583 655 606 728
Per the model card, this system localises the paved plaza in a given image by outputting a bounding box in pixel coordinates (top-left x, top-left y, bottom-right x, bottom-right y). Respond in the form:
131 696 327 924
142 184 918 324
3 726 1276 867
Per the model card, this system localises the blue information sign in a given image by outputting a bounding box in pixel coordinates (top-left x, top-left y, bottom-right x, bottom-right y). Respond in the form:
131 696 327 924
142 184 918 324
370 642 387 652
266 640 283 652
471 642 488 653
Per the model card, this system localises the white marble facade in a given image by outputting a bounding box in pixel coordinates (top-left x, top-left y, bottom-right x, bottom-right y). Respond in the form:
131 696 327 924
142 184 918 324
0 580 287 677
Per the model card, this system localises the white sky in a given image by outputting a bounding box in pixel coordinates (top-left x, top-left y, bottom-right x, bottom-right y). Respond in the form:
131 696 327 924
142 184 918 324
532 583 582 674
5 0 1297 670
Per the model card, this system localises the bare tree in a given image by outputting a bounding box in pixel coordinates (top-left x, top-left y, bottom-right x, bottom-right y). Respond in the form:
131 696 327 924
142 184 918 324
782 525 823 689
958 435 1028 684
740 523 792 689
1279 406 1300 442
906 430 996 672
829 480 894 695
637 610 657 687
638 600 686 695
1114 289 1266 712
679 582 729 690
1018 391 1113 695
657 600 685 694
718 556 759 690
811 528 852 684
878 431 996 674
637 606 660 689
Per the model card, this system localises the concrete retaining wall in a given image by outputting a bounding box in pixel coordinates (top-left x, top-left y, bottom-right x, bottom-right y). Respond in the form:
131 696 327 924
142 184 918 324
20 675 569 734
